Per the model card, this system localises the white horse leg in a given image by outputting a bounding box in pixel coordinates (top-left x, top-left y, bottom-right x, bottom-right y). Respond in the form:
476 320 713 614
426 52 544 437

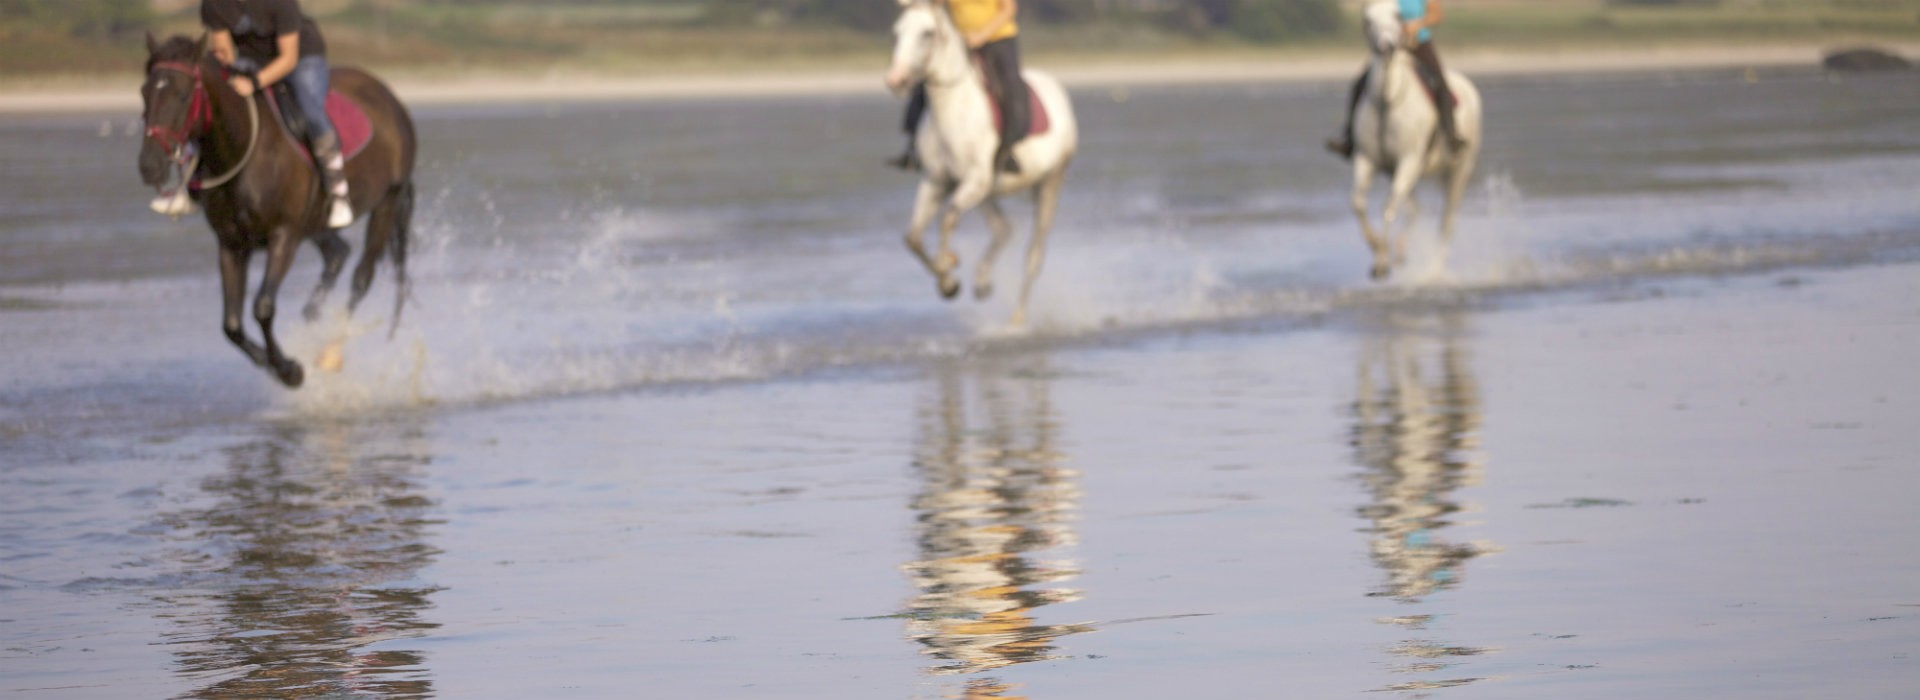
933 174 993 300
1436 148 1479 272
1383 158 1426 273
1013 168 1066 328
974 197 1014 300
1351 158 1389 280
903 179 951 288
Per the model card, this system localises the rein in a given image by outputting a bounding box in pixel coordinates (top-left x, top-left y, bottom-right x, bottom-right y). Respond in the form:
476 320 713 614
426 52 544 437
145 60 259 193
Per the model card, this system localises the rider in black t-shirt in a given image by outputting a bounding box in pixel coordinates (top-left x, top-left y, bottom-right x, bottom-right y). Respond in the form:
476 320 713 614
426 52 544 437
201 0 352 228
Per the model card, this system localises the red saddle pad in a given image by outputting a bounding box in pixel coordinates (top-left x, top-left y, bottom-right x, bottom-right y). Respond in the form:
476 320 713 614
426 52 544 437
990 87 1051 139
266 88 374 161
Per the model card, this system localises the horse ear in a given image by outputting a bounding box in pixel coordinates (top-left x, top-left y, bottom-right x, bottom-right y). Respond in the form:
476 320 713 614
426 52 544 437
146 31 159 55
192 32 210 61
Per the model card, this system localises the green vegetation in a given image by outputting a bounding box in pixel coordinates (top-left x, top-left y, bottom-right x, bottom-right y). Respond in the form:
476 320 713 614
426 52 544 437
4 0 1919 78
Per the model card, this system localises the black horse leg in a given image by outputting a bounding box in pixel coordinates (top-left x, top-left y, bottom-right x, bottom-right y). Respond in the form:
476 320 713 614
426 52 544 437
348 188 396 315
350 181 414 337
303 228 351 322
218 245 271 368
254 231 306 388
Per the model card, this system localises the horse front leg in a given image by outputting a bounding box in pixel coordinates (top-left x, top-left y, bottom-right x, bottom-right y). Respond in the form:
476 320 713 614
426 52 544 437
903 179 953 296
254 229 306 388
1383 158 1426 274
974 197 1014 300
302 228 351 322
931 174 992 300
1351 158 1389 280
218 245 270 368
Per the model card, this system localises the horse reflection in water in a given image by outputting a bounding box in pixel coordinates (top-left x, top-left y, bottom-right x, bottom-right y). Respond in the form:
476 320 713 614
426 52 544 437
157 420 441 697
1350 312 1494 691
900 357 1091 695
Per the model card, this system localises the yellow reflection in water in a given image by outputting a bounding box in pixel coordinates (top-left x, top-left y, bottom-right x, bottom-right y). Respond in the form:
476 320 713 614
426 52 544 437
1351 311 1495 691
901 356 1090 690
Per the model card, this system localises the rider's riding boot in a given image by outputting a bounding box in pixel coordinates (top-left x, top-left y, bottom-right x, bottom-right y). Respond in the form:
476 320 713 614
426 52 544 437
995 140 1022 175
1325 121 1355 160
1436 94 1467 150
888 138 921 171
312 131 353 228
1326 71 1366 161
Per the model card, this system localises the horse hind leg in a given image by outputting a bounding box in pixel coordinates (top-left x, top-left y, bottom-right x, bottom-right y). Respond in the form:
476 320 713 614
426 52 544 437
302 229 351 322
384 180 414 338
1013 168 1065 328
349 180 414 337
974 198 1014 300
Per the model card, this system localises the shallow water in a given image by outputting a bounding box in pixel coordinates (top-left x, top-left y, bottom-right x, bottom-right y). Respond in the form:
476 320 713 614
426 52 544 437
3 68 1919 698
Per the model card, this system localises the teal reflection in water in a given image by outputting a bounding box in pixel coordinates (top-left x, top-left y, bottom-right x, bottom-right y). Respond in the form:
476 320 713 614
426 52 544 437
1351 312 1494 692
900 357 1091 693
157 421 443 698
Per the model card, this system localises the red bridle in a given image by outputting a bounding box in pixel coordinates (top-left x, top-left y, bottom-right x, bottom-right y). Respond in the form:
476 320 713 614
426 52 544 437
144 61 212 159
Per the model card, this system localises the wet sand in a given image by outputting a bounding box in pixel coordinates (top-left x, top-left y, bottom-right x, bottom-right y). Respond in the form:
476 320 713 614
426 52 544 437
7 259 1916 698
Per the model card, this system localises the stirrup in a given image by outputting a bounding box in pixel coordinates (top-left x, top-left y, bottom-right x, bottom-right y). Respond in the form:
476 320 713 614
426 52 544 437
327 196 354 228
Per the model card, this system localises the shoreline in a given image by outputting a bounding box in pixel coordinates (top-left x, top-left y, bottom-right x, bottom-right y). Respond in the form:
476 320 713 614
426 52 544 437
2 41 1907 114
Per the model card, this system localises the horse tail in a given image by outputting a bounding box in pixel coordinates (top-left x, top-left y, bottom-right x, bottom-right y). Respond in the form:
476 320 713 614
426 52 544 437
386 179 414 340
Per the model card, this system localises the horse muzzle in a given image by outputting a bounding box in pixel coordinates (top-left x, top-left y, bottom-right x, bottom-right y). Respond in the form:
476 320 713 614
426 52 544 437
884 67 914 96
137 143 174 189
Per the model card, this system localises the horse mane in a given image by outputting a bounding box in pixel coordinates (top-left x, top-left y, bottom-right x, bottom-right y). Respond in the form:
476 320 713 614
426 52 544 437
145 35 205 72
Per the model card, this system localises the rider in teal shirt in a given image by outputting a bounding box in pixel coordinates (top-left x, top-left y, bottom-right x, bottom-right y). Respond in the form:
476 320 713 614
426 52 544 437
1328 0 1466 159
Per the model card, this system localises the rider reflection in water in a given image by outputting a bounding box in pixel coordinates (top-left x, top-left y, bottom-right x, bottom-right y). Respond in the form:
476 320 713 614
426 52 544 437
891 0 1032 174
1326 0 1467 159
902 361 1089 681
199 0 354 228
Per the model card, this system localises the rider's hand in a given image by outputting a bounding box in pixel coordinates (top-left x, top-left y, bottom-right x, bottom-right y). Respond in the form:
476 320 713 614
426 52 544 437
229 75 255 98
965 30 990 49
1401 24 1420 46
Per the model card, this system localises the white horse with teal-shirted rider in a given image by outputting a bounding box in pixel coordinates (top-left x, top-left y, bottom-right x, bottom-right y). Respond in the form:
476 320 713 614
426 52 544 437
1349 0 1482 281
884 0 1078 328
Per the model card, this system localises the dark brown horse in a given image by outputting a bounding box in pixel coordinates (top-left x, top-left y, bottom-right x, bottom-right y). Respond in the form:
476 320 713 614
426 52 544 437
138 34 417 388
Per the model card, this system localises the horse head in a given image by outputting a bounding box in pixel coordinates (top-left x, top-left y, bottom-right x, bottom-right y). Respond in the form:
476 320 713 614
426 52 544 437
885 0 953 95
1361 1 1405 58
139 32 213 189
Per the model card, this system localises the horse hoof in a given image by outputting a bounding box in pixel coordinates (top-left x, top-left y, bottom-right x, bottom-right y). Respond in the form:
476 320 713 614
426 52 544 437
1370 264 1391 282
939 276 962 300
277 362 306 388
974 282 994 301
302 303 322 323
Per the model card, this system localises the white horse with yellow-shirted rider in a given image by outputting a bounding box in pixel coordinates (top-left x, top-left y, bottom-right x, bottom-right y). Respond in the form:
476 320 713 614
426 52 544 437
884 0 1078 329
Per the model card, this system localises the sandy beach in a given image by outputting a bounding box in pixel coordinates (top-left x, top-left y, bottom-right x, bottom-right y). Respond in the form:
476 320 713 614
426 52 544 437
4 37 1920 698
5 40 1911 114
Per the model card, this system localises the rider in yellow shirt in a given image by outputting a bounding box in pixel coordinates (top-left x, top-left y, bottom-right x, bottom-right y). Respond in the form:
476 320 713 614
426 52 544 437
891 0 1030 174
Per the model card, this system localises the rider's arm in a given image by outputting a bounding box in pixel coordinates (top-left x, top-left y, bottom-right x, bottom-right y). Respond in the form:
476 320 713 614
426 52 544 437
966 0 1017 49
1404 0 1444 44
253 33 301 88
208 30 238 66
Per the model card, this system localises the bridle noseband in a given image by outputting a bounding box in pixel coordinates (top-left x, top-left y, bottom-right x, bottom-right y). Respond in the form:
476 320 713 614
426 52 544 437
143 58 259 193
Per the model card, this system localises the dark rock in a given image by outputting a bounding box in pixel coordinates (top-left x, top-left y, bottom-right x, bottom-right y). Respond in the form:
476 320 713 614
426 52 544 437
1822 47 1911 73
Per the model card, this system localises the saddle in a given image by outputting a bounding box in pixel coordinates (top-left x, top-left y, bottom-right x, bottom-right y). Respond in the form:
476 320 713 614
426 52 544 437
263 82 375 161
971 56 1050 139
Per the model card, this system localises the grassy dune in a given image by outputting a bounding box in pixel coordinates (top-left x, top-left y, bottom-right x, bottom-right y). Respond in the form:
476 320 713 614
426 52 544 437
4 0 1918 82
